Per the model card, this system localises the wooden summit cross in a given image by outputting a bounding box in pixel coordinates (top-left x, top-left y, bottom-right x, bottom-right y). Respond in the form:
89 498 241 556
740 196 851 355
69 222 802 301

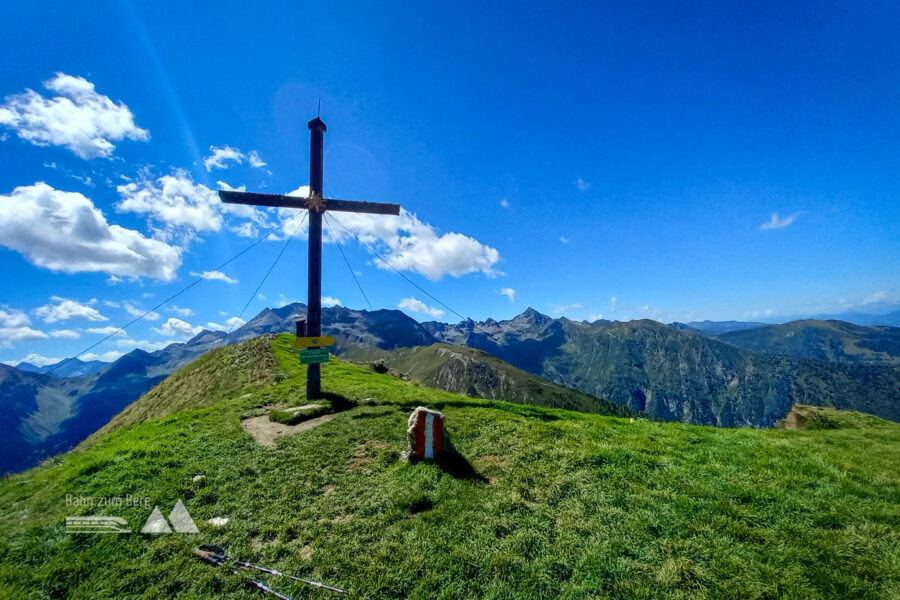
218 116 400 398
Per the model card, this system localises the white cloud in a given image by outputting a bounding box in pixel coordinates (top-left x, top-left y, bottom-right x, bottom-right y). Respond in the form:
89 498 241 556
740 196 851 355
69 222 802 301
0 183 182 280
0 73 149 159
499 288 518 302
322 296 341 308
103 300 121 308
203 146 267 171
287 185 310 198
81 350 123 362
34 297 106 323
123 301 160 321
0 308 43 347
190 270 237 284
248 150 266 168
398 297 445 319
552 302 584 314
609 297 618 312
117 170 222 235
0 325 48 347
217 180 246 192
588 313 605 322
0 308 30 329
500 199 510 208
86 326 126 336
115 338 173 351
559 236 569 244
744 309 777 318
206 316 245 332
638 304 664 320
275 294 297 308
230 222 257 238
760 212 800 230
574 177 591 192
204 145 244 171
323 209 501 280
6 353 60 367
152 317 203 338
863 290 889 305
168 305 194 317
49 329 80 339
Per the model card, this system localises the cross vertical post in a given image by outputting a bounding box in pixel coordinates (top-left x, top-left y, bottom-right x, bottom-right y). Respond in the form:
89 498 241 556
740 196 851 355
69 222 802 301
307 117 326 398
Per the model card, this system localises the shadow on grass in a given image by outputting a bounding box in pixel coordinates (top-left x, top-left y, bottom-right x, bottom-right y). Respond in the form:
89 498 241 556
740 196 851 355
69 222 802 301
392 400 561 422
349 407 398 420
410 453 489 483
316 392 355 412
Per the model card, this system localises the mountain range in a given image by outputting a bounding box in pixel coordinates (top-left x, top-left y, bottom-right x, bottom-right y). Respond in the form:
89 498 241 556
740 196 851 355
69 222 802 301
421 309 900 427
342 342 631 417
714 320 900 365
14 357 108 378
2 303 898 474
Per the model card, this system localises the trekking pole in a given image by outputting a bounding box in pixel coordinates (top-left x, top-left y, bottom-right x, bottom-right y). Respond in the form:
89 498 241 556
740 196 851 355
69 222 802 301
196 544 358 597
195 548 294 600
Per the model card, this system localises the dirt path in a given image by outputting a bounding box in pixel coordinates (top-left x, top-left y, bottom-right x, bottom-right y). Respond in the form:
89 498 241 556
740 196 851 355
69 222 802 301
241 413 338 447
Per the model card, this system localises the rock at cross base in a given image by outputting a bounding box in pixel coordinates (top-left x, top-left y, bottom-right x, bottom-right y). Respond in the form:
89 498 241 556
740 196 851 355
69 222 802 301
406 406 455 459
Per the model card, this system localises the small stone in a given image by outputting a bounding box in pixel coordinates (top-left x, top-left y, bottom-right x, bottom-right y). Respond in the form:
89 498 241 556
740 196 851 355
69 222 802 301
193 474 205 482
208 517 229 527
406 406 455 460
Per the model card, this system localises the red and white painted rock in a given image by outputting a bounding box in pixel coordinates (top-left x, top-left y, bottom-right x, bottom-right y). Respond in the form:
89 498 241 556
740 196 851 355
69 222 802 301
406 407 454 459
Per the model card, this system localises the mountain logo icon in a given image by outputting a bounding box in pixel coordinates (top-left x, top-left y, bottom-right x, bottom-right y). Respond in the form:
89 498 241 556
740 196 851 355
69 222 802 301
140 500 199 534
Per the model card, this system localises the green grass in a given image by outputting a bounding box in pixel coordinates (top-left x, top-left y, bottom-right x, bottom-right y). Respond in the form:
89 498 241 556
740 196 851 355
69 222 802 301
778 404 893 431
268 404 331 425
1 333 898 599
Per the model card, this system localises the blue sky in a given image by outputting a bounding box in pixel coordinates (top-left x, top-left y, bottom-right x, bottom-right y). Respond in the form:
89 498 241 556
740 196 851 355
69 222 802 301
1 1 899 366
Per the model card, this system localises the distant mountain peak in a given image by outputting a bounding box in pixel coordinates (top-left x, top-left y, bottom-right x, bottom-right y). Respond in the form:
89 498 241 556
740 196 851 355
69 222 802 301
14 357 107 378
516 307 550 324
14 361 43 372
186 329 227 345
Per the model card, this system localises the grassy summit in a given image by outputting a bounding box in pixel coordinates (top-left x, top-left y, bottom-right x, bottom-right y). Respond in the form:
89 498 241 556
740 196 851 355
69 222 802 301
0 334 898 599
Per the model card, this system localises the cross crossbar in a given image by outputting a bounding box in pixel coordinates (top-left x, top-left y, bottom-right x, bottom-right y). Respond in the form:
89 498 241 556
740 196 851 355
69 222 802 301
219 190 400 216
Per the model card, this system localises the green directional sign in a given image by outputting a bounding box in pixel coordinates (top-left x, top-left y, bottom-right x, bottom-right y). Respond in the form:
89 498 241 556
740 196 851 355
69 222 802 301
300 348 330 364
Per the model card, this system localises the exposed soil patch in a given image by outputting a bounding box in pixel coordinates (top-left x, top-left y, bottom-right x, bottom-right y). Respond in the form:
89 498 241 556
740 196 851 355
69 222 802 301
241 413 338 447
475 454 507 470
251 536 278 551
347 439 391 471
348 444 370 471
299 545 313 560
318 514 352 525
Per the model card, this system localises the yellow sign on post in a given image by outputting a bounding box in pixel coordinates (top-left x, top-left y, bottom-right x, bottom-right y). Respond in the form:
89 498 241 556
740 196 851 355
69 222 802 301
294 335 336 348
